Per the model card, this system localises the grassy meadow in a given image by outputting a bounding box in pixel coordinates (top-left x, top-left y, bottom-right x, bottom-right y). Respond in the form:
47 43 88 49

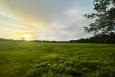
0 41 115 77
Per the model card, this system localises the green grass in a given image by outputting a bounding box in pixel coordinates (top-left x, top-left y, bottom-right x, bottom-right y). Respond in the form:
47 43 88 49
0 41 115 77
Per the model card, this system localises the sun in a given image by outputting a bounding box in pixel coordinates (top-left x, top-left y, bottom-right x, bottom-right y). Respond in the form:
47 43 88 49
23 33 32 41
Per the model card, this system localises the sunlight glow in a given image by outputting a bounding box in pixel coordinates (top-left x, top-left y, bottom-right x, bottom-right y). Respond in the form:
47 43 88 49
23 34 32 41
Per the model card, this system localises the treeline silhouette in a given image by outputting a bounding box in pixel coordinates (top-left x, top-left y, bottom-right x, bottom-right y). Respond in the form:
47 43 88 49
33 33 115 44
70 33 115 44
0 33 115 44
0 38 12 41
33 40 69 43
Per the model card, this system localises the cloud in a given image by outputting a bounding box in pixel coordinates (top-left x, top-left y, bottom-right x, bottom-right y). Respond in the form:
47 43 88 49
0 0 93 40
48 6 93 40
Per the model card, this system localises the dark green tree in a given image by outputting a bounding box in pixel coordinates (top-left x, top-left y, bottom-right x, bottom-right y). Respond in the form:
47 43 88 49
84 0 115 34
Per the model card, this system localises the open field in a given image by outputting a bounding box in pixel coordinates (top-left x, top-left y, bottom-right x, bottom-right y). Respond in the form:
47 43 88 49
0 41 115 77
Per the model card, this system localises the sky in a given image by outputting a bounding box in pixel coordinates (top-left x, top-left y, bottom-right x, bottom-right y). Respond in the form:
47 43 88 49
0 0 94 41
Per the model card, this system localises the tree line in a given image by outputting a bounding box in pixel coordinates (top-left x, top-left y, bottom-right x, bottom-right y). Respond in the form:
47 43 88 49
70 32 115 44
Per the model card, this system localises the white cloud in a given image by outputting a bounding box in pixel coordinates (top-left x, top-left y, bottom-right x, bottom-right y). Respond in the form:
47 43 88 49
47 6 93 40
0 0 94 40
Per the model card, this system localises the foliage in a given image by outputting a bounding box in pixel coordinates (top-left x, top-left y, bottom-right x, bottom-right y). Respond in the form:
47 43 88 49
84 0 115 34
71 32 115 43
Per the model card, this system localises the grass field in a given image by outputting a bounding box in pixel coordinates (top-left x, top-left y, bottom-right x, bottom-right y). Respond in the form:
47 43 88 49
0 41 115 77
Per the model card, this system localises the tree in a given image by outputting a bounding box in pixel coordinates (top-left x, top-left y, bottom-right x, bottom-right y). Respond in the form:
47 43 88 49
84 0 115 34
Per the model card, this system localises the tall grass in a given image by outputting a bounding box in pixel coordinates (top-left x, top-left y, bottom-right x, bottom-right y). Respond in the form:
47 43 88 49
0 41 115 77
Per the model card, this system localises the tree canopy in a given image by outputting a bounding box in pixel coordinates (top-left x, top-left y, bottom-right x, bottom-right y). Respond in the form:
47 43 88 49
84 0 115 34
